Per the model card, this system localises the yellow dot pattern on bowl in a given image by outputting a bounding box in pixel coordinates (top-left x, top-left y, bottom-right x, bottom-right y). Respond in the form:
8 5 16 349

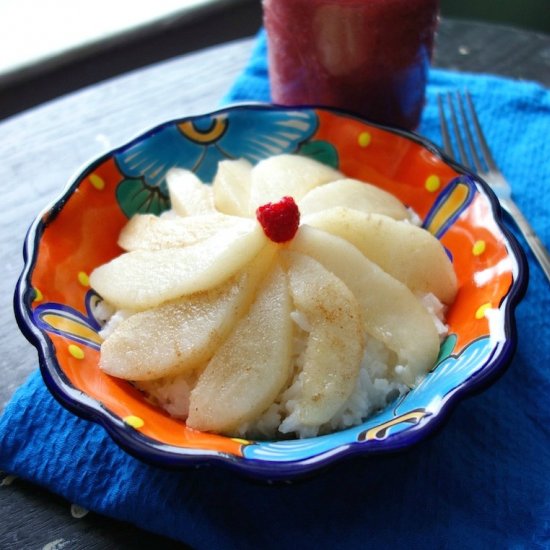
68 344 85 359
124 415 145 429
475 302 493 320
33 287 43 303
77 271 90 287
425 174 441 193
472 240 486 256
358 131 371 148
231 437 250 445
89 174 105 190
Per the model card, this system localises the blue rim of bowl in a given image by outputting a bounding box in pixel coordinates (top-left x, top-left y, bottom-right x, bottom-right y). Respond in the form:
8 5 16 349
13 103 528 481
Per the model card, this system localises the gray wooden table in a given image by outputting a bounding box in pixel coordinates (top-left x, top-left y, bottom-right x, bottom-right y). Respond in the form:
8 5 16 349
0 18 549 550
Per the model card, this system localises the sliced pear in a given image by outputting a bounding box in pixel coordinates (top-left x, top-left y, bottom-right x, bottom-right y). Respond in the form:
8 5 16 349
118 212 246 251
90 221 267 310
99 246 277 381
283 252 364 427
166 168 215 216
249 154 342 211
299 178 410 220
290 226 440 385
212 158 253 217
187 264 293 433
305 207 457 304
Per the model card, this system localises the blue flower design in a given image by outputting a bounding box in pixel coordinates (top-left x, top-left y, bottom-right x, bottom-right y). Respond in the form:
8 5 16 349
33 290 105 350
242 336 494 462
113 108 320 218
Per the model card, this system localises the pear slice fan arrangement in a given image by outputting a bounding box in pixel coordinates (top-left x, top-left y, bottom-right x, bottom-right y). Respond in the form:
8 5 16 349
90 154 457 437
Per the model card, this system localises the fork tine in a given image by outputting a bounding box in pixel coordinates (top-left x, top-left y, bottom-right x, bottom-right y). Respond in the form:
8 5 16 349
464 90 499 172
446 92 469 167
456 91 484 174
437 94 453 156
439 91 550 283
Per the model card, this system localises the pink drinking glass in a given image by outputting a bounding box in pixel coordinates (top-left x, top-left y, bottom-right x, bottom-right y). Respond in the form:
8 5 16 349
263 0 439 130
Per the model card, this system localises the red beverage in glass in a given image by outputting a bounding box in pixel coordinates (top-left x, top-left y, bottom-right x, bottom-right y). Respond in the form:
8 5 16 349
263 0 439 130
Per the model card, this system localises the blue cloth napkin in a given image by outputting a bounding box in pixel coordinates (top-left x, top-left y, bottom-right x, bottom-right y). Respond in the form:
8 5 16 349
2 30 550 549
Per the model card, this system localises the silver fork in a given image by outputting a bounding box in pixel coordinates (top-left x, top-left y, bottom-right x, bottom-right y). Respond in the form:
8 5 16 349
438 90 550 283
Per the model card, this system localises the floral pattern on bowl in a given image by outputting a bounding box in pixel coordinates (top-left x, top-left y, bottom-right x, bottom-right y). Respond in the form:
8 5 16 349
15 105 527 479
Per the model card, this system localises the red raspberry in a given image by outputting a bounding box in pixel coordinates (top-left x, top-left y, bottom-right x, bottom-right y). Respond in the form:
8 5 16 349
256 196 301 243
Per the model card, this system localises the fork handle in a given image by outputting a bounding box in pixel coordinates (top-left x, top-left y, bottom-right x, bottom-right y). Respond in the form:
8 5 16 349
501 197 550 283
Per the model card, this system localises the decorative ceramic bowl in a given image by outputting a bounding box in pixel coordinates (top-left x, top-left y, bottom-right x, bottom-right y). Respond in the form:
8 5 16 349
15 105 527 480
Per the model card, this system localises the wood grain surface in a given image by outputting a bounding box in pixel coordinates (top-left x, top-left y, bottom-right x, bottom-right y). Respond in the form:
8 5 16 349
0 18 548 550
